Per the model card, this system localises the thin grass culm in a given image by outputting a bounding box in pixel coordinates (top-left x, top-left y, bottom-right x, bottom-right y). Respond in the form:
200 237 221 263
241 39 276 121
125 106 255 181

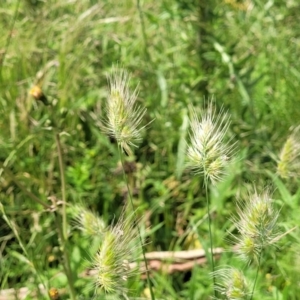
102 67 154 299
187 101 235 297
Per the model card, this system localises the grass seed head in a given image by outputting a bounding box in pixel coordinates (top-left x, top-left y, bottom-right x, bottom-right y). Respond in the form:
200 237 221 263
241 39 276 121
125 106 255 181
103 68 147 155
277 126 300 179
187 101 234 184
93 212 141 295
72 205 106 237
234 189 280 263
213 268 249 300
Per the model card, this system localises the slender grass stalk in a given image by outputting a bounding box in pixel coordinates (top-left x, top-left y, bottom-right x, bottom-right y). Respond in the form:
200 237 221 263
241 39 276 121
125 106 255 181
187 101 235 298
1 164 51 209
54 211 77 300
204 176 216 296
0 0 20 80
0 203 50 299
136 0 152 62
55 133 76 300
0 204 29 263
118 146 155 300
55 133 67 240
249 249 262 300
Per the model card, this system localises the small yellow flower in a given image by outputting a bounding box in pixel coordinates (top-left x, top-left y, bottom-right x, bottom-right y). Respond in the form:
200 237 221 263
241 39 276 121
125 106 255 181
30 85 43 99
49 287 59 300
29 85 49 105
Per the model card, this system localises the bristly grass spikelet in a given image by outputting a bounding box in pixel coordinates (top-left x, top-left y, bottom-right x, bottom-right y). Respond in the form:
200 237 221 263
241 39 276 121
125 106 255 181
277 126 300 179
186 100 235 298
101 66 155 300
187 101 235 185
72 205 106 237
213 268 249 300
93 211 142 297
103 67 147 156
234 189 280 263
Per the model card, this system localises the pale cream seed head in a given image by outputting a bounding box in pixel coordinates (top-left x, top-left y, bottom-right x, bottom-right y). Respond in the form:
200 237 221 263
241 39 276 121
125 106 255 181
187 102 234 184
103 68 147 155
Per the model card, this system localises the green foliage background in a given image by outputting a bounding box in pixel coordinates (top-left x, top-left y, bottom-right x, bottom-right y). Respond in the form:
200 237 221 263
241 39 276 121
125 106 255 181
1 0 300 299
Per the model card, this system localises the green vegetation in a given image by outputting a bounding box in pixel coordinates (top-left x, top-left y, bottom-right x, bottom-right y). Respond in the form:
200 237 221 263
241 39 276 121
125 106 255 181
1 0 300 299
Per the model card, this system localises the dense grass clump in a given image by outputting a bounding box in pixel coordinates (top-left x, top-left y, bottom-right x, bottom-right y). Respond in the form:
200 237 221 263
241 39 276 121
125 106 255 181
1 1 300 299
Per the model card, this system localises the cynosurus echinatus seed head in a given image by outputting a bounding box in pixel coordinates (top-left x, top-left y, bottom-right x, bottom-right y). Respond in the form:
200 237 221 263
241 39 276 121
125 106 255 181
103 68 147 155
187 101 235 184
